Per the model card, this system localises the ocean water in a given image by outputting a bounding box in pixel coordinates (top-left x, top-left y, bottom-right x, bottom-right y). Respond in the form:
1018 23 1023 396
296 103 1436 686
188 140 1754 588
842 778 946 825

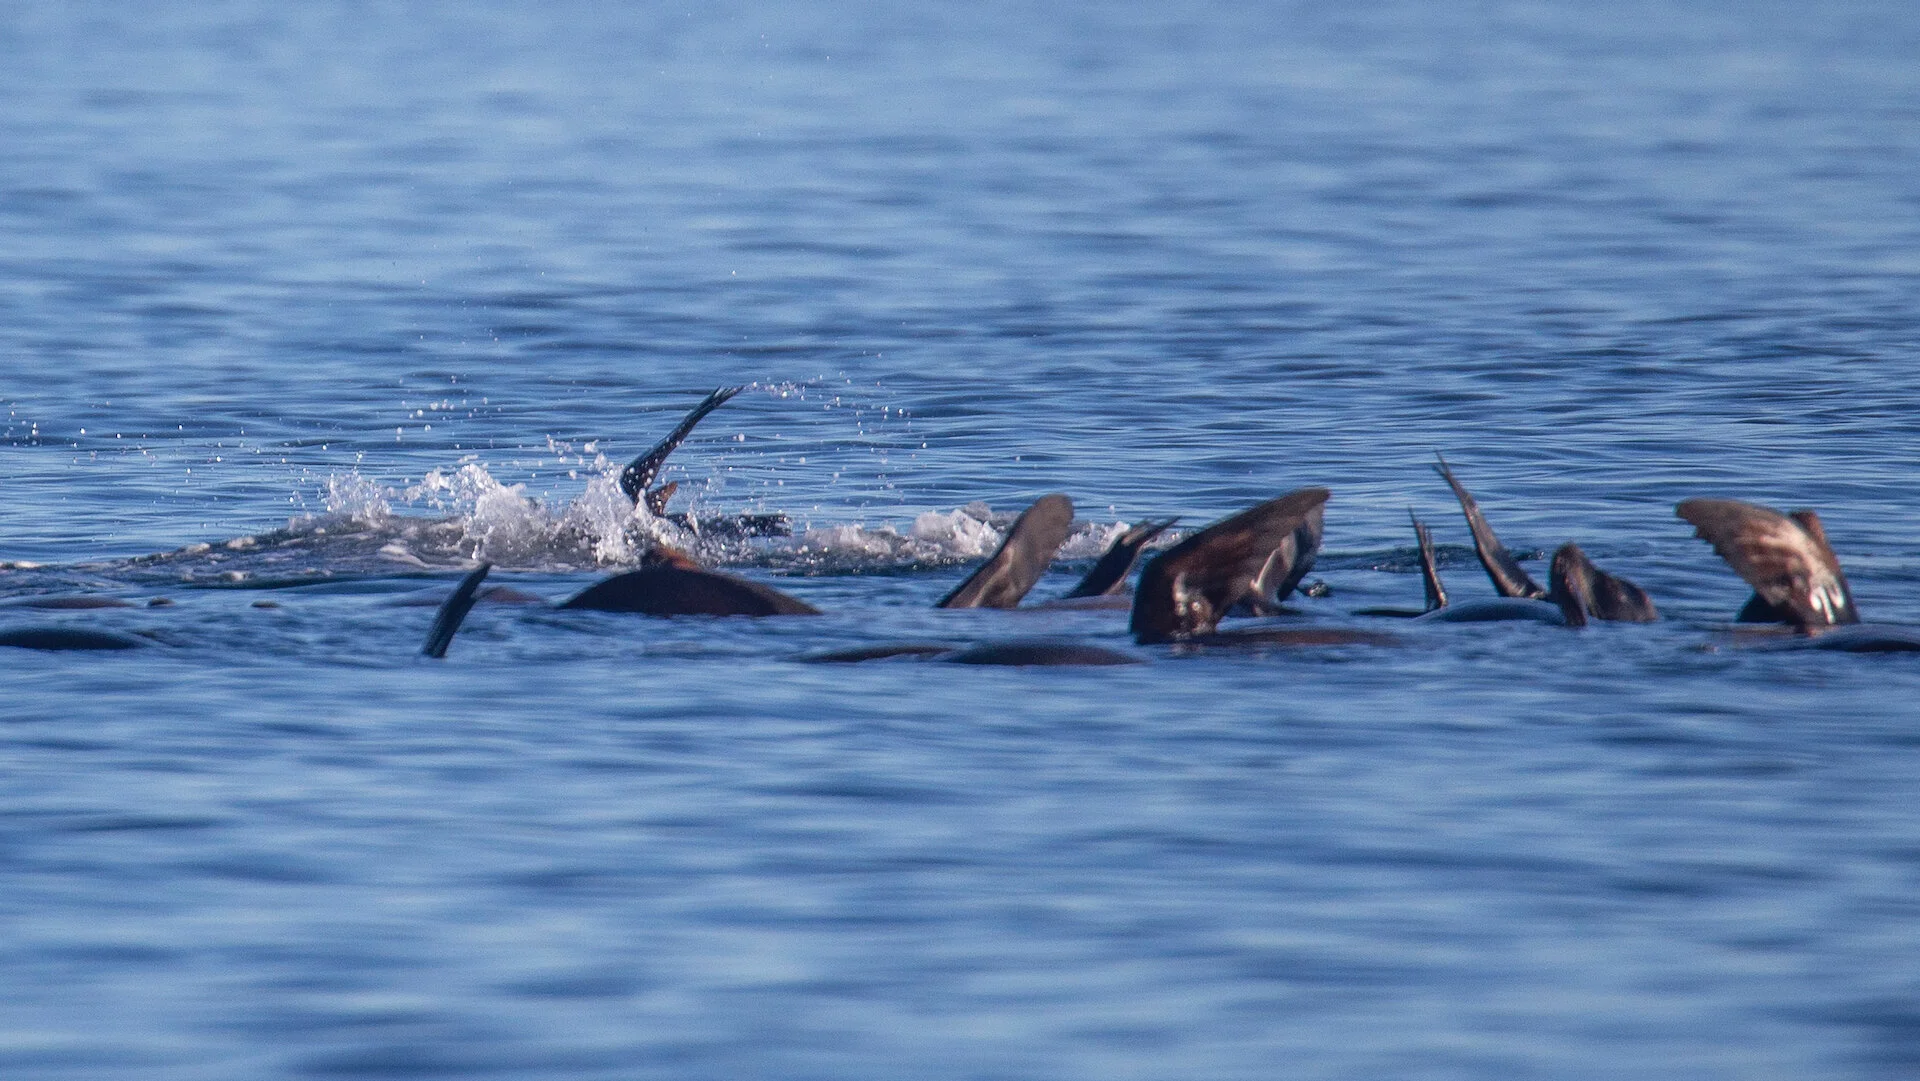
4 2 1920 1077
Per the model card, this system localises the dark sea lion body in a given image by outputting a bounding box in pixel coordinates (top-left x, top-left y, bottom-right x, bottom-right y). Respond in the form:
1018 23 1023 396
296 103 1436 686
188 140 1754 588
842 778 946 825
560 565 820 617
4 595 137 610
1130 488 1329 644
0 626 146 651
801 642 960 663
1547 542 1657 626
1415 598 1568 625
1423 460 1655 626
1677 499 1858 630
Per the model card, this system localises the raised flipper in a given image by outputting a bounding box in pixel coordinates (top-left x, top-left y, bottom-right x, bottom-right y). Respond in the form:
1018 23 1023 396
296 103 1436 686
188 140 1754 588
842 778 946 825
1063 517 1178 598
1414 510 1447 613
617 386 746 509
1353 510 1448 619
560 565 820 616
1675 499 1858 630
1433 454 1544 599
421 563 492 658
1547 543 1657 627
935 494 1076 609
1734 511 1841 624
643 481 679 517
1130 488 1331 644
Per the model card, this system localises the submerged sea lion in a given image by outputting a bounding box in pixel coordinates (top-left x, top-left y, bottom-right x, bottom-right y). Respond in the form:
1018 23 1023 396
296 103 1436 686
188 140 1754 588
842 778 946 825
416 551 817 657
560 564 820 617
1413 542 1653 626
942 639 1141 665
1130 488 1329 644
0 626 146 651
3 595 137 610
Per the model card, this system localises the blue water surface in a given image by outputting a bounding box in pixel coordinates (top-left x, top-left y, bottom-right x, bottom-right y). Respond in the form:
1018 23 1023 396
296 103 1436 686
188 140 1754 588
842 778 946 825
3 2 1920 1077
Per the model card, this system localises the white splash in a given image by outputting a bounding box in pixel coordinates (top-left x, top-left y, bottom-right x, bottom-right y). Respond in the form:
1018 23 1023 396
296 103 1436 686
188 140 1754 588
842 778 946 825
323 472 392 523
908 504 1004 558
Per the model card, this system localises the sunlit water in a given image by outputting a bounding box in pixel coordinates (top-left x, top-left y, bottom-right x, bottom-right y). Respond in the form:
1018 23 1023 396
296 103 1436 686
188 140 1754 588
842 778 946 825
4 2 1919 1078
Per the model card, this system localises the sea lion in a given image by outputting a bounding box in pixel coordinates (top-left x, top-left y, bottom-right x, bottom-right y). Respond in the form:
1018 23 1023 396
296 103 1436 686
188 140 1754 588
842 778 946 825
559 564 820 616
3 595 137 610
1412 543 1653 627
1548 542 1658 625
416 550 817 656
935 494 1076 609
1425 459 1656 624
1676 498 1859 629
1130 488 1329 643
1762 624 1920 653
0 626 147 651
1418 597 1567 625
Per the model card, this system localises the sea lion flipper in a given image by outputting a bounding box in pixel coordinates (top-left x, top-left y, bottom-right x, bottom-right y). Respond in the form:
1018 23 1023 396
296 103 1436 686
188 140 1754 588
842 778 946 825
1063 516 1178 598
421 563 492 658
1675 498 1858 629
1411 509 1447 613
935 494 1076 609
617 386 746 506
1130 488 1330 643
1432 454 1544 599
643 481 679 517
